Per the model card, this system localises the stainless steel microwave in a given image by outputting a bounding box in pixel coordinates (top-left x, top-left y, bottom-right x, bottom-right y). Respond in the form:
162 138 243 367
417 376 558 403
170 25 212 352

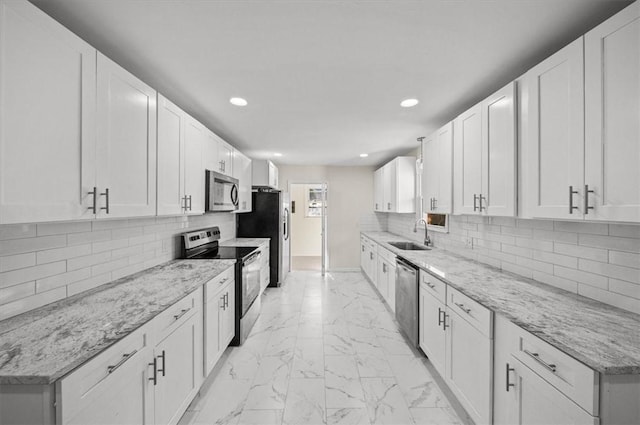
205 170 239 212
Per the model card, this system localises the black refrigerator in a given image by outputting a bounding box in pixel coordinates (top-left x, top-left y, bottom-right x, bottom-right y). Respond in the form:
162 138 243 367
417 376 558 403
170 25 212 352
237 189 290 287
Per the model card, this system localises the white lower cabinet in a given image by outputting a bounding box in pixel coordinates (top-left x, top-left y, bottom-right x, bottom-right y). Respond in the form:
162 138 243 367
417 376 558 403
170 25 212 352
360 236 377 285
376 246 396 312
419 281 447 375
204 266 236 375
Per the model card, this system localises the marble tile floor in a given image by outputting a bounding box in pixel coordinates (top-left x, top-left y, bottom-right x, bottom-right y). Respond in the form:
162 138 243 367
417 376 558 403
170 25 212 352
179 271 469 425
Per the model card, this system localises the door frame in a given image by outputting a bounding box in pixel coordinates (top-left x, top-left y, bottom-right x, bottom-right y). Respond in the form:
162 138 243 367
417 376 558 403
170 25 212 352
287 181 329 275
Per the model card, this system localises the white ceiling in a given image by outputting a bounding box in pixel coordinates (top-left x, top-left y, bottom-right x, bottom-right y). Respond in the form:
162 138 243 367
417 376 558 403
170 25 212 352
30 0 631 167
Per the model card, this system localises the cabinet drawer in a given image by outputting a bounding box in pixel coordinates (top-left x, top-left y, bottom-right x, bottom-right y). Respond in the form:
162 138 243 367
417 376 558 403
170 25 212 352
377 245 396 264
511 325 599 415
205 266 235 302
420 270 446 305
58 327 148 423
154 287 202 343
447 286 492 338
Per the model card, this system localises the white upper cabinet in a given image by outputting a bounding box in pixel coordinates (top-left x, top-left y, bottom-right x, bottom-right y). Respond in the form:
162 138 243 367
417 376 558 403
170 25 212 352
252 160 279 189
423 122 453 214
483 82 517 217
232 149 252 213
0 0 97 224
217 140 234 177
525 38 585 220
96 53 157 219
373 167 384 212
157 94 186 215
184 117 205 214
382 161 396 212
585 2 640 222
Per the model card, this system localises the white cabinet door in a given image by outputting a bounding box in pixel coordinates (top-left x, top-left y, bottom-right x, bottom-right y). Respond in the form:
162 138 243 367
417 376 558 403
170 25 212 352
423 132 438 214
382 162 396 212
376 258 389 300
508 357 598 425
419 286 447 376
0 0 97 224
585 2 640 222
220 282 235 349
153 312 201 425
445 308 492 425
157 95 185 215
218 140 234 177
373 168 384 212
202 130 218 174
435 122 454 214
454 104 483 215
204 290 222 376
268 161 278 188
493 315 518 425
233 150 253 213
96 53 157 219
184 117 205 214
483 82 517 217
526 38 584 220
387 262 396 313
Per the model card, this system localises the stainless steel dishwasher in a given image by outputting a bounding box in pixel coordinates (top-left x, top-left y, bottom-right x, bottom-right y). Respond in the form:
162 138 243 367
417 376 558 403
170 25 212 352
395 256 420 347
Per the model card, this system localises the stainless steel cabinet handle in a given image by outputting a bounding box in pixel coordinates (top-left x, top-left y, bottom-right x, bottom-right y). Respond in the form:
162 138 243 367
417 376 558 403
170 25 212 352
88 187 98 213
220 295 225 309
157 350 166 377
584 184 594 214
370 252 374 260
437 307 444 326
568 186 579 214
382 263 387 273
387 202 391 210
100 188 110 214
454 302 471 314
188 195 192 211
375 203 378 210
224 293 229 308
506 363 515 392
479 194 486 212
425 281 436 289
433 198 437 209
148 357 158 385
173 308 191 321
362 245 365 252
473 194 478 212
442 311 449 330
523 349 557 373
107 349 137 374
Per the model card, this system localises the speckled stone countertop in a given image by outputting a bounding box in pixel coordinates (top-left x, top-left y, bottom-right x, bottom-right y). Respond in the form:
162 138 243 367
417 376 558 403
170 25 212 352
221 237 270 248
363 231 640 375
0 259 235 385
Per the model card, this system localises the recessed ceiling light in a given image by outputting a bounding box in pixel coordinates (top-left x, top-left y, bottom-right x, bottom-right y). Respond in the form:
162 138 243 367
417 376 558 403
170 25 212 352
400 98 419 108
274 153 283 157
229 97 248 106
360 153 369 158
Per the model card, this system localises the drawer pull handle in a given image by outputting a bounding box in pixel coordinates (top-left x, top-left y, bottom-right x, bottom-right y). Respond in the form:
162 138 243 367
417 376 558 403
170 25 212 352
506 363 515 392
219 277 228 284
454 302 472 314
524 349 557 373
173 308 191 321
425 281 436 289
107 349 137 374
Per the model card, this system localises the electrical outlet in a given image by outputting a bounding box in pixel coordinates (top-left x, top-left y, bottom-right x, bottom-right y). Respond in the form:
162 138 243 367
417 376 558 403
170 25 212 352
465 237 473 249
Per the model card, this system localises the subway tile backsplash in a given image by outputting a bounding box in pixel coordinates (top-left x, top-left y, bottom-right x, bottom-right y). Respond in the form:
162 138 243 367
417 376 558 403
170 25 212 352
0 213 235 321
384 213 640 314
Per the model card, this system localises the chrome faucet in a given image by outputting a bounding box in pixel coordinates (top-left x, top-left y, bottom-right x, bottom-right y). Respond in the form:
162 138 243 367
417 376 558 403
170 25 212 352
414 218 431 247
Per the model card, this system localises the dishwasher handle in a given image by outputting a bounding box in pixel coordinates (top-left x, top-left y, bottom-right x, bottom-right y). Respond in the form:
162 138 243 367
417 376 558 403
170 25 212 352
396 257 418 275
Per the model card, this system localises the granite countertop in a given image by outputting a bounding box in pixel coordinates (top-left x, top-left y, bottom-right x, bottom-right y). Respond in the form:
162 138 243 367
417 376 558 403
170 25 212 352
0 259 235 385
363 231 640 376
221 237 270 248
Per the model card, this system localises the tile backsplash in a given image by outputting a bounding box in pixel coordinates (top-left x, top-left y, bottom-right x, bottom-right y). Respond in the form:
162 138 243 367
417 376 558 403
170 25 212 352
385 213 640 314
0 213 235 321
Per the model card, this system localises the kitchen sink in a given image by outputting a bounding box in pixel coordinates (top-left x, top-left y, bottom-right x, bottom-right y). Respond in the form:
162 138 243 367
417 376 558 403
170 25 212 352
388 241 431 251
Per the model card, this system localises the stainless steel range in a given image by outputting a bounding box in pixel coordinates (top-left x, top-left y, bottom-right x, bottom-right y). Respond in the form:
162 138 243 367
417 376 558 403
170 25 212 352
182 227 261 345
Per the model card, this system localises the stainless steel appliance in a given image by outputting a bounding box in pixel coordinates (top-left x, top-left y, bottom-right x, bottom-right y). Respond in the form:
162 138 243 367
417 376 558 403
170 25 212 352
237 189 290 287
182 227 260 345
205 170 239 212
395 256 420 347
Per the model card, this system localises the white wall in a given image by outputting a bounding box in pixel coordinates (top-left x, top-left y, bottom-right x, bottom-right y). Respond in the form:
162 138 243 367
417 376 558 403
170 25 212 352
290 183 322 256
279 164 375 271
0 213 235 321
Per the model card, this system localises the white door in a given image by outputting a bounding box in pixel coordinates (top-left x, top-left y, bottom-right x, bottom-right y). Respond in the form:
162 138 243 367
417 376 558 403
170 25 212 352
435 122 454 214
585 2 640 222
0 0 97 224
184 117 205 214
454 104 483 215
419 289 447 376
483 82 517 217
445 308 492 425
422 132 439 213
157 95 185 215
373 168 384 212
526 38 585 220
96 53 157 219
508 357 597 425
153 313 200 425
